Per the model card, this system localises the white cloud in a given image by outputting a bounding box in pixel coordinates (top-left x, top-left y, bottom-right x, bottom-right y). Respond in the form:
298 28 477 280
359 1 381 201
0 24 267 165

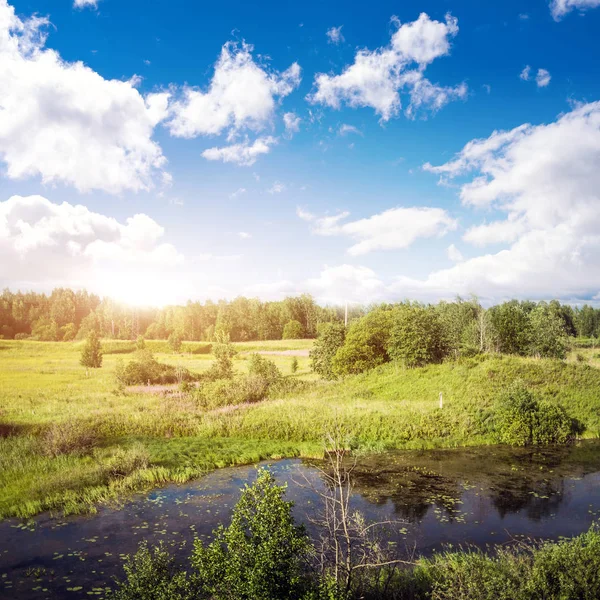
419 102 600 300
296 206 315 221
283 112 301 137
73 0 98 8
520 65 531 81
238 231 252 239
326 26 344 44
0 195 183 297
519 13 530 19
268 181 286 194
0 0 169 194
202 136 277 166
166 42 301 139
307 264 385 304
551 0 600 20
536 68 551 87
305 207 457 256
446 244 464 262
309 13 466 121
338 124 362 136
229 187 247 199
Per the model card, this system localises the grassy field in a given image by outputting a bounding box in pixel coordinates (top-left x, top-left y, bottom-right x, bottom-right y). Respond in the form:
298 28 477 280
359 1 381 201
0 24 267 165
1 339 600 520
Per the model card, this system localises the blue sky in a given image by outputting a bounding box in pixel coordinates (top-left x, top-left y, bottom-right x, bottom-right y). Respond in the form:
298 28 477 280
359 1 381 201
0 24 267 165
2 0 600 306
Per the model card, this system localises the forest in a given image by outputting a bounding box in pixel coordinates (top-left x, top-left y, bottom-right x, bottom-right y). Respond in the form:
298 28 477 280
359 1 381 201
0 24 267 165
2 287 600 349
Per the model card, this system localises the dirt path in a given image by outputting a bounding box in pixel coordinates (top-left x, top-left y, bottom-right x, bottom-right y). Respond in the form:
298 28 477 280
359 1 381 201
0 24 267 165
250 349 310 357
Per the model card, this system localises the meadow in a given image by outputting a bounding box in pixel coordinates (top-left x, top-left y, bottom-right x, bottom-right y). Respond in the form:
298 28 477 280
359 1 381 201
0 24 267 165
1 338 600 520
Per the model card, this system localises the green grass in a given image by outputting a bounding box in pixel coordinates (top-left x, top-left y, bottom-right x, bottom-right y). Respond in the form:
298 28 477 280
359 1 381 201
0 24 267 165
1 340 600 520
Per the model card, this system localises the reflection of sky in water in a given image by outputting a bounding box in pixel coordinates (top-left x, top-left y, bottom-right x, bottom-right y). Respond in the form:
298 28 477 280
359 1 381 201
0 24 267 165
1 442 600 599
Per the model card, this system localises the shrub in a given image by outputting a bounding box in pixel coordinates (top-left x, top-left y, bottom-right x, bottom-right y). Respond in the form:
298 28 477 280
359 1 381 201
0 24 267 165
113 541 195 600
576 352 587 363
196 375 269 409
116 351 197 385
80 330 103 369
205 334 237 380
494 382 576 446
291 357 298 374
282 320 305 340
168 331 183 353
332 307 394 376
104 444 150 478
191 469 311 600
41 421 98 457
310 322 346 380
388 303 449 368
248 353 281 384
14 333 30 340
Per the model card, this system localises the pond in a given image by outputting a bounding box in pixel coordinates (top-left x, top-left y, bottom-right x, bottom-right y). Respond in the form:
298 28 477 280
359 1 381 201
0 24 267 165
1 441 600 599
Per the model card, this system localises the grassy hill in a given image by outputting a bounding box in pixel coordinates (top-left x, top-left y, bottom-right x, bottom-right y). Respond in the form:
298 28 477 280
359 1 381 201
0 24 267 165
1 340 600 519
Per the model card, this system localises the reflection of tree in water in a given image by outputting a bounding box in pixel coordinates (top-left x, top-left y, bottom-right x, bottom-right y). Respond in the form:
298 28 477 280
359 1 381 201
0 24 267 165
346 465 463 523
490 477 565 520
308 441 600 525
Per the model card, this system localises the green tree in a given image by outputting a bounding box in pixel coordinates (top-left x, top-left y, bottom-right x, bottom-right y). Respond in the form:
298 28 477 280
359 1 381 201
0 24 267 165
136 335 146 351
248 353 281 384
291 357 299 374
61 322 77 341
80 330 103 370
208 333 237 379
488 301 533 355
168 331 183 353
191 469 311 600
332 307 394 376
528 302 569 359
282 319 305 340
388 304 449 368
310 322 346 380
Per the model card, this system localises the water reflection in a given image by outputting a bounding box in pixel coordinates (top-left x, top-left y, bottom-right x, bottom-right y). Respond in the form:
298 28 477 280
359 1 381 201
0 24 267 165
1 441 600 599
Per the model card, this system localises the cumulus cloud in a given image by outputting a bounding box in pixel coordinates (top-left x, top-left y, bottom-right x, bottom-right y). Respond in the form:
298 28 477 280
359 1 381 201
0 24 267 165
309 13 466 121
536 68 551 87
326 26 344 44
419 102 600 300
0 0 170 194
446 244 464 262
551 0 600 20
304 207 457 256
283 112 301 137
73 0 99 8
520 65 531 81
0 195 183 293
166 42 301 139
201 136 277 166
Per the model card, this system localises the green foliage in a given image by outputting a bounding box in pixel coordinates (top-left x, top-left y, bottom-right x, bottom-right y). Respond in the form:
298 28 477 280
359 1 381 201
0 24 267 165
248 353 282 383
80 330 103 369
136 335 146 351
41 420 98 457
389 303 449 368
488 301 533 355
61 322 77 342
168 331 183 353
205 334 237 379
415 525 600 600
191 468 311 600
291 357 299 374
310 322 346 380
115 350 196 385
494 381 576 446
196 375 270 409
527 302 569 359
332 308 394 376
113 541 195 600
283 319 305 340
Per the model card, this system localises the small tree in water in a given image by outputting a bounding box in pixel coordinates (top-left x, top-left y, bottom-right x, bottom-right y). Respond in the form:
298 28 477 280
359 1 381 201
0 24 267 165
80 330 102 372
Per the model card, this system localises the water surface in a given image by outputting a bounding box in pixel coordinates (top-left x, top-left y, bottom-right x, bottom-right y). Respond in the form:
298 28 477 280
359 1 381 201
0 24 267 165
1 441 600 599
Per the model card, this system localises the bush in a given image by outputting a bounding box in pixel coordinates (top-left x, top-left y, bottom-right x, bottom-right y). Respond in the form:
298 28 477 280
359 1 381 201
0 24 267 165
196 375 270 409
41 421 99 457
248 353 281 384
168 332 183 353
14 332 30 340
494 382 577 446
80 330 103 369
282 320 305 340
116 351 197 385
291 357 299 374
310 322 346 380
204 335 237 380
104 444 150 478
332 307 394 376
191 469 311 600
388 303 449 368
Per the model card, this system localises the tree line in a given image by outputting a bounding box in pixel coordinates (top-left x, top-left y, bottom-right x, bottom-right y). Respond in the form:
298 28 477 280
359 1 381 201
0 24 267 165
1 287 599 347
0 288 360 342
310 298 585 379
